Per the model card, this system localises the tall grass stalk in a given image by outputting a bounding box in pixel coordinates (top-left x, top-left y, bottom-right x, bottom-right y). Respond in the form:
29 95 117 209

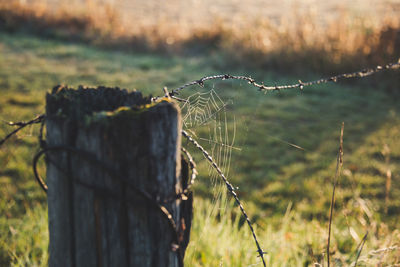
327 122 344 267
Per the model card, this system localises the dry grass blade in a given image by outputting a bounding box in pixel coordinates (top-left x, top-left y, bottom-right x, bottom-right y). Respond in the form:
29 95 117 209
354 232 369 267
382 144 392 214
327 122 344 267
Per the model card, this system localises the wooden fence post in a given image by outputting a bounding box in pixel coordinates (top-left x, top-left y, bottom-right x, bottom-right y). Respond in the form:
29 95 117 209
45 85 192 267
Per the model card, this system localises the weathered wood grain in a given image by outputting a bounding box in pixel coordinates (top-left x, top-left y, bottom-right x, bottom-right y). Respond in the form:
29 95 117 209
46 85 191 267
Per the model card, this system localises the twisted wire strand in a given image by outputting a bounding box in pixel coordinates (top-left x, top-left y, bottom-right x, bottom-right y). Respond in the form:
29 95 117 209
181 147 198 193
181 130 267 267
162 147 198 203
0 114 45 147
168 60 400 96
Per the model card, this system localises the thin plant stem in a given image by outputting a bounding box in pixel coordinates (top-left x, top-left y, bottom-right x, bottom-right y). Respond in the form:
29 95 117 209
327 122 344 267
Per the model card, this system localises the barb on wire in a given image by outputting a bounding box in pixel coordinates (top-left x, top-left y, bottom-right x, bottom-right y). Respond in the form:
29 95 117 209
181 129 267 267
0 114 45 147
166 60 400 97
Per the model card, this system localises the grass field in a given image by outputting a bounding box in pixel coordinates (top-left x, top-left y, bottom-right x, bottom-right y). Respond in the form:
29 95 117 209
1 30 400 266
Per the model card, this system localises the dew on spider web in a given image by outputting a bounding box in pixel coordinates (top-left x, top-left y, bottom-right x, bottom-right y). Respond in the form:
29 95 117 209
179 87 239 188
178 86 240 260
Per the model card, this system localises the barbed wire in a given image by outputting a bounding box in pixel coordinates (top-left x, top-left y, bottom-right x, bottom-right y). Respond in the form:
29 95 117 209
182 129 267 267
160 147 198 204
167 60 400 97
3 60 398 148
0 114 45 147
180 147 198 197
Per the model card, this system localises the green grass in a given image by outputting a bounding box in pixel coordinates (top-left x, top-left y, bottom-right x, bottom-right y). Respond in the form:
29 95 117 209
0 32 399 266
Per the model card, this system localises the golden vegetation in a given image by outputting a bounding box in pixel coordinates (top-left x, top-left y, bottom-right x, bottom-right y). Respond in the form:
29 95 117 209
0 0 399 73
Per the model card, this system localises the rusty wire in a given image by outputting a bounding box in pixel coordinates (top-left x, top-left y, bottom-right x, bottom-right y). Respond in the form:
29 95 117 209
0 114 45 147
180 147 198 197
166 60 400 97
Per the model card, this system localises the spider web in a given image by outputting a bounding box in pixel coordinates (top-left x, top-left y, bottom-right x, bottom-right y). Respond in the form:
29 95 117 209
179 88 239 183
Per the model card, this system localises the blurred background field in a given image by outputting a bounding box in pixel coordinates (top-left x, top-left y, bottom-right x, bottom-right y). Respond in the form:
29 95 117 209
1 0 400 73
0 0 400 266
